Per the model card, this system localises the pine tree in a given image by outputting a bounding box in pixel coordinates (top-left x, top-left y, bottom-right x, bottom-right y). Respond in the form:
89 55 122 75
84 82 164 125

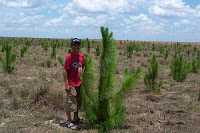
170 54 189 82
81 27 141 133
51 43 57 59
164 49 170 60
126 42 134 57
95 45 101 56
191 59 200 73
86 38 90 54
144 55 162 94
0 42 17 73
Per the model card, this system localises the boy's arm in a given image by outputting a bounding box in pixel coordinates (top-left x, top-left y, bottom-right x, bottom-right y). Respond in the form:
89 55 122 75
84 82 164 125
64 54 70 93
65 70 70 93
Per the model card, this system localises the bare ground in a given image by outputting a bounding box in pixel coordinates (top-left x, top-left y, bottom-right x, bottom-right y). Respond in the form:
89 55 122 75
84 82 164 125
0 38 200 133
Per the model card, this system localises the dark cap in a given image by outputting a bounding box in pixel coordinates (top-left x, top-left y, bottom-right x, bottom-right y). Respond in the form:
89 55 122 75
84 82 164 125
71 38 81 45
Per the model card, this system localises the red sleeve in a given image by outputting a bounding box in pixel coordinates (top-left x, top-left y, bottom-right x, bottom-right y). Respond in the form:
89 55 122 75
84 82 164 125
82 55 85 68
64 54 70 70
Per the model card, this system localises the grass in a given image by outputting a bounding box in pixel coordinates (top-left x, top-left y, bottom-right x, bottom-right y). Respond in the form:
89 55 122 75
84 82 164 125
0 37 200 132
0 108 10 118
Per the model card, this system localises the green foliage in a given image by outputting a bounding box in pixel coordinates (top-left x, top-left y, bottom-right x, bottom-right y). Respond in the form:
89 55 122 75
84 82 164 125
20 40 32 57
186 49 190 56
81 27 141 133
58 56 64 66
86 38 91 54
95 45 101 56
51 43 57 59
0 109 10 118
126 42 134 57
144 55 162 94
197 50 200 61
160 46 164 54
13 40 20 47
68 48 71 53
20 45 28 57
0 43 17 73
81 56 98 126
152 43 156 51
190 59 200 73
193 46 197 53
164 49 170 60
42 42 49 53
170 54 189 82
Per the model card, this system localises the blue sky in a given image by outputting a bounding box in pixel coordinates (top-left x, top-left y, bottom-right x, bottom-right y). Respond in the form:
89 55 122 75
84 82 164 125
0 0 200 42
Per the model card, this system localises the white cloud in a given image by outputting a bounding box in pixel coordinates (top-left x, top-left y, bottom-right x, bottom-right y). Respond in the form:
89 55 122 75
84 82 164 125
45 15 68 26
174 19 191 27
2 12 43 28
130 14 148 21
62 0 146 15
122 14 163 32
0 0 49 8
149 0 194 17
73 15 107 27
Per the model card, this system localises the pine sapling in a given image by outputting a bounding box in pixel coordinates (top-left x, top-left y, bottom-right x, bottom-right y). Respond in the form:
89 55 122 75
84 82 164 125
86 38 90 54
51 43 57 59
144 55 162 94
126 42 134 58
164 49 170 60
170 54 189 82
191 59 200 73
95 45 101 56
152 43 156 51
81 27 141 133
0 43 17 73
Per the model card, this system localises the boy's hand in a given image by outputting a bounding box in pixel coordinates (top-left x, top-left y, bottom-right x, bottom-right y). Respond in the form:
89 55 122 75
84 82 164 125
65 85 70 93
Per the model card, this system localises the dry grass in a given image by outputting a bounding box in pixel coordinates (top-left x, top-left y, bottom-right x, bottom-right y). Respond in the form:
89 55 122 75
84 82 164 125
0 38 200 132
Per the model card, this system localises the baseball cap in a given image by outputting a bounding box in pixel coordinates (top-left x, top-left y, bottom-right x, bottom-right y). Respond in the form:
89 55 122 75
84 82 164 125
71 38 81 45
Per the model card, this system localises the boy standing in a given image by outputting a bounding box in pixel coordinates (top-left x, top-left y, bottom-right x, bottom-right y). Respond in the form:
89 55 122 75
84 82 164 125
64 38 84 130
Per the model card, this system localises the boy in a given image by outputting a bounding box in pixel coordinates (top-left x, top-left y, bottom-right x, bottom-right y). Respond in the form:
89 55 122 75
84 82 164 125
63 38 84 130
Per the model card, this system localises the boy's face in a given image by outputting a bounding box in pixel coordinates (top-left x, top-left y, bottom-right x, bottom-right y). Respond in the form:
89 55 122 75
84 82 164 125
72 43 80 53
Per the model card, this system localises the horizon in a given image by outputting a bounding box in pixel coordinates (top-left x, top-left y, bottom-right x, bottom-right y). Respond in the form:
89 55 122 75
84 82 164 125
0 0 200 42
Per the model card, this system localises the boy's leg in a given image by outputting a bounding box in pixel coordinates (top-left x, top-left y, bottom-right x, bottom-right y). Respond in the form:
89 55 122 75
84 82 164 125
66 111 72 121
73 87 81 120
74 111 79 120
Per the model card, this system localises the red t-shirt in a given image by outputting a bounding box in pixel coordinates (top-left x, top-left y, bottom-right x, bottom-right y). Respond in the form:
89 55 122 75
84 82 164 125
64 53 85 87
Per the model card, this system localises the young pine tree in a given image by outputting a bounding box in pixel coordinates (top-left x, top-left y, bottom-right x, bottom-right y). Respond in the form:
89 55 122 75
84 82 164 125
170 54 189 82
144 55 162 94
126 42 134 58
81 27 141 133
191 59 200 73
95 45 101 56
164 49 170 60
51 43 57 59
0 43 17 73
86 38 91 54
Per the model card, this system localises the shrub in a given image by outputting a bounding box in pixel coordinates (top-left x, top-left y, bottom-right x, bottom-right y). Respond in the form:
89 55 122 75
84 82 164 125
144 55 162 94
51 43 57 59
170 54 189 82
126 42 134 57
164 49 170 60
152 43 156 51
20 45 28 57
86 38 90 54
0 42 17 73
95 45 101 56
191 59 200 73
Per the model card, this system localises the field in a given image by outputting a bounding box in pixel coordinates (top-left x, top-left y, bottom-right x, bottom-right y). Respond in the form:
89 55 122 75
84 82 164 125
0 37 200 133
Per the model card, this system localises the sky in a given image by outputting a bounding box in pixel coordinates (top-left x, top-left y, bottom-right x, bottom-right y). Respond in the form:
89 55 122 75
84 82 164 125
0 0 200 42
